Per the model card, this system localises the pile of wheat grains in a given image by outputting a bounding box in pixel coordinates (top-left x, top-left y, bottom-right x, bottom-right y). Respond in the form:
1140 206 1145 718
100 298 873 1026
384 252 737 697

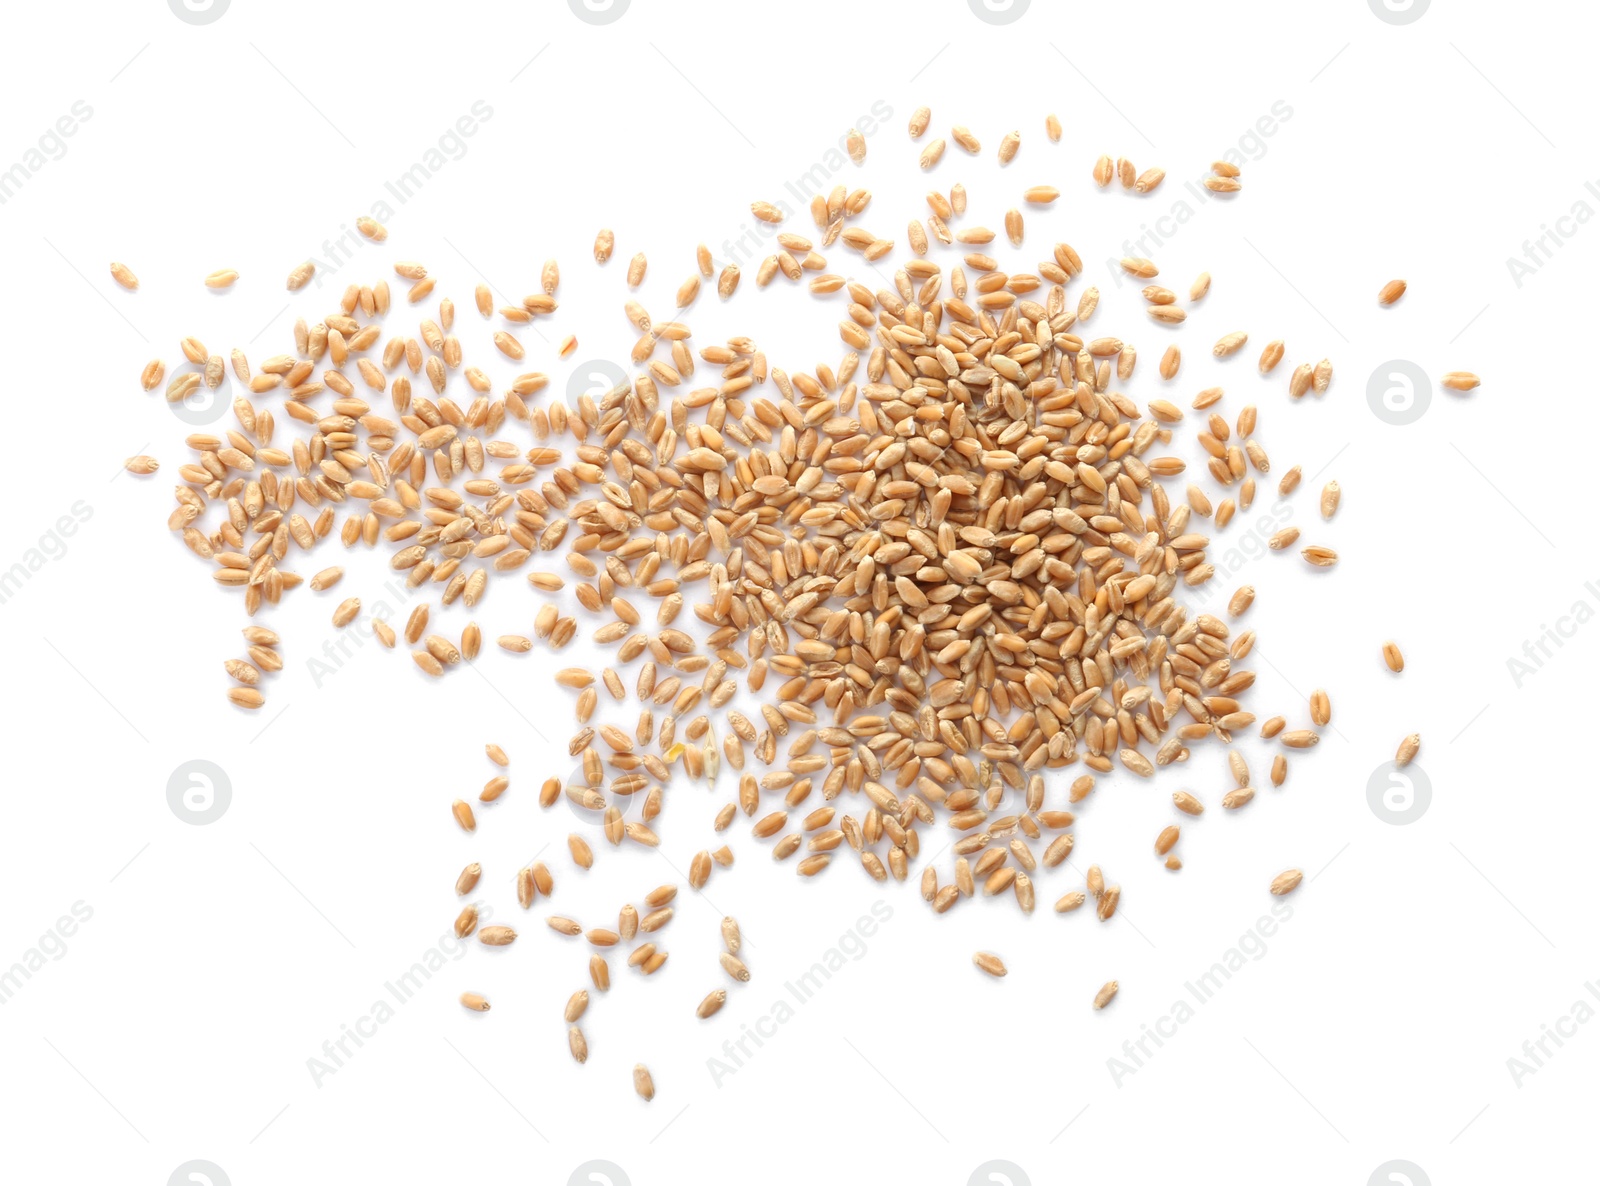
130 110 1469 1099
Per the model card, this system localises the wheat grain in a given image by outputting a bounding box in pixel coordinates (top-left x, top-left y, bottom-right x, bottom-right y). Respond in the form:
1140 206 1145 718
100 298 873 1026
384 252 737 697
1396 733 1421 767
633 1064 656 1101
973 952 1007 978
1309 690 1331 727
134 115 1365 1083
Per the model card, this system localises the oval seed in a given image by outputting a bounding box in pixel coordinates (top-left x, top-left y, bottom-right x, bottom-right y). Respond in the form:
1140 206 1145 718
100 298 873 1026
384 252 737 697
1396 733 1421 767
1320 480 1341 519
1309 690 1331 727
973 951 1007 978
633 1063 656 1101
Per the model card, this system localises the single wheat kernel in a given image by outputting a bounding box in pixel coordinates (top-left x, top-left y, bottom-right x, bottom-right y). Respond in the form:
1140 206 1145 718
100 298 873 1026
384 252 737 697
1134 167 1166 193
565 990 589 1023
1321 481 1341 519
1213 330 1247 356
1310 690 1331 726
973 952 1007 978
1270 869 1303 896
633 1064 656 1101
1096 886 1121 921
1396 733 1421 767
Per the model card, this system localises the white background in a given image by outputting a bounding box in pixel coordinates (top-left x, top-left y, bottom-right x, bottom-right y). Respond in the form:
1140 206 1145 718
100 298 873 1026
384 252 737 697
0 0 1588 1183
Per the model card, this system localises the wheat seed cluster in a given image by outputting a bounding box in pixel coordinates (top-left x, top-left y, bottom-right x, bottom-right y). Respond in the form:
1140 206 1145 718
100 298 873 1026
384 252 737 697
125 108 1465 1098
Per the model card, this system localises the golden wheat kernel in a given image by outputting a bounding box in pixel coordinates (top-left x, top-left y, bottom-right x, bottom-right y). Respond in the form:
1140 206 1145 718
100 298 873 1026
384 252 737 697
1270 869 1304 896
1396 733 1421 767
973 951 1007 978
